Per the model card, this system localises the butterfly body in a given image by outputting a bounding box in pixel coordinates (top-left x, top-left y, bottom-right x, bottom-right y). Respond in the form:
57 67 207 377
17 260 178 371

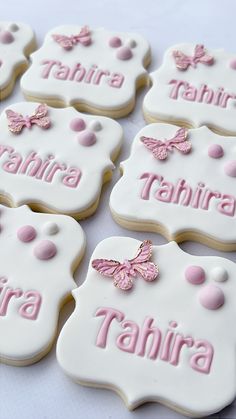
52 26 91 50
173 44 214 71
5 104 51 134
141 128 191 160
92 240 159 291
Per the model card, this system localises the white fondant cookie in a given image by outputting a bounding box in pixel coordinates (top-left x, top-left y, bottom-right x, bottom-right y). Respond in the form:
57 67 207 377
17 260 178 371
21 25 151 117
0 21 36 99
143 43 236 135
57 237 236 417
0 204 85 366
0 102 123 218
110 123 236 251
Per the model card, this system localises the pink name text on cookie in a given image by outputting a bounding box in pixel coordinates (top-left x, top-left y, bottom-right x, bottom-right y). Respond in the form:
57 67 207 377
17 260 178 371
169 79 236 109
0 144 82 188
95 307 214 374
139 172 236 217
40 60 125 88
0 277 42 320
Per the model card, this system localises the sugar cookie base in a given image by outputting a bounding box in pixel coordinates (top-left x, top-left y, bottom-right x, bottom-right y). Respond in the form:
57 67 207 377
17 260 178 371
143 110 236 137
22 52 151 118
110 210 236 252
0 144 121 219
60 374 225 418
0 244 85 366
0 38 37 100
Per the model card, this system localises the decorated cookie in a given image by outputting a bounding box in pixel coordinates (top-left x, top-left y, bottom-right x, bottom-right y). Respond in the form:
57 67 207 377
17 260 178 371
0 102 122 218
143 43 236 135
110 123 236 251
20 25 151 118
0 204 85 365
0 21 36 100
57 237 236 417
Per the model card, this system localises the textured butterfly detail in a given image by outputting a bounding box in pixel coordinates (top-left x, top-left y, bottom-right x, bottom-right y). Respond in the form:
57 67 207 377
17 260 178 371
6 104 51 134
52 26 91 50
92 240 158 291
140 128 191 160
173 44 214 70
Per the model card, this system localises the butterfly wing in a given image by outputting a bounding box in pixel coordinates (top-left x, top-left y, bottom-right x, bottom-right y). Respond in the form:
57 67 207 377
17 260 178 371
194 44 214 65
141 136 168 160
131 261 159 282
78 25 91 46
171 127 188 143
113 267 133 290
129 240 159 282
30 104 51 129
173 140 192 154
173 50 190 70
92 258 121 277
129 240 153 264
5 109 25 134
52 34 73 50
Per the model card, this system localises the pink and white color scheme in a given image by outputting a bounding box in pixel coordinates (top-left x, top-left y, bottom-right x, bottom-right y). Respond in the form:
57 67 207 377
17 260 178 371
0 21 36 99
20 25 150 117
143 43 236 134
141 127 191 160
110 123 236 250
0 102 122 218
92 240 158 290
57 237 236 417
0 205 85 365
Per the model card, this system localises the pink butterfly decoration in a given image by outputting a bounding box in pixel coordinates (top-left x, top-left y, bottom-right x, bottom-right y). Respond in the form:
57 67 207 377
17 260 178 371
173 44 214 70
140 127 191 160
92 240 159 291
52 26 91 50
5 104 51 134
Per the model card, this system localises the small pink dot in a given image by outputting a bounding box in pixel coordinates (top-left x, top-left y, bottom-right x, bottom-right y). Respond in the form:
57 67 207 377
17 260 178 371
199 284 224 310
117 46 133 60
78 130 96 146
230 59 236 69
208 144 224 159
224 160 236 177
185 265 206 285
0 30 14 44
34 240 57 260
169 321 178 328
17 225 37 243
109 36 122 48
70 118 86 132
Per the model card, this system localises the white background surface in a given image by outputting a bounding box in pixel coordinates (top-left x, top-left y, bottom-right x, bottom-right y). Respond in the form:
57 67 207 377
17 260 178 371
1 1 236 418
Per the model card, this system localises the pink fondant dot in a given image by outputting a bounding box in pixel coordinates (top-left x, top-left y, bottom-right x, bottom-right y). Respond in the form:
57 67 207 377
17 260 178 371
34 240 57 260
185 265 206 285
78 129 96 146
109 36 122 48
0 30 14 44
199 284 224 310
208 144 224 159
224 160 236 177
70 118 86 132
230 59 236 69
117 46 133 60
17 225 37 243
169 321 178 328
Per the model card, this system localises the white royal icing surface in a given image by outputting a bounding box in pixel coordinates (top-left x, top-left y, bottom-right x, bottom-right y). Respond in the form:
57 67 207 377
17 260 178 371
143 43 236 134
110 123 236 247
0 204 85 363
57 237 236 416
0 102 123 216
0 21 35 94
21 25 150 114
